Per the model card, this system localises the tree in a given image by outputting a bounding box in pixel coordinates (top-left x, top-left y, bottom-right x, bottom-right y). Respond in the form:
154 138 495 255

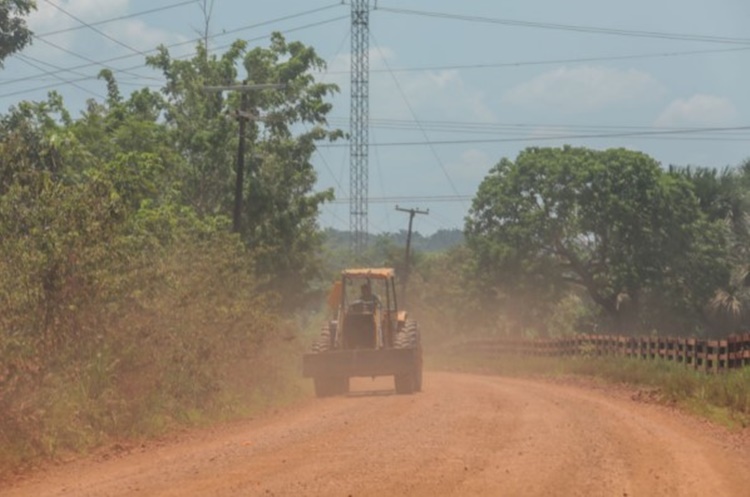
671 161 750 333
146 33 342 304
0 0 34 67
465 146 730 334
670 163 750 261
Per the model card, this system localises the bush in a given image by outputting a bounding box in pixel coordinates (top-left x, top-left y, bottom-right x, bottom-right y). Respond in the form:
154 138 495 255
0 169 292 475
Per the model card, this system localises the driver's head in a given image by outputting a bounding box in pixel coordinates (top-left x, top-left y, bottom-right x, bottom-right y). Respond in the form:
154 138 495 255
361 283 371 297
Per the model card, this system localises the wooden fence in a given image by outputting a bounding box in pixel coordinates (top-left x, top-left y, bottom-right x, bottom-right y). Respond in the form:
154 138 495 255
453 333 750 372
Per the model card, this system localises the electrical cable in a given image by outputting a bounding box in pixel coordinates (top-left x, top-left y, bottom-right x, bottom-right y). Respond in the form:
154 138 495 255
312 25 355 199
376 6 750 46
370 125 393 232
305 122 346 194
321 203 351 229
37 0 198 38
0 14 349 99
29 36 159 82
42 0 150 56
316 125 750 148
16 55 106 100
319 45 750 75
321 117 750 139
369 30 465 205
2 3 346 89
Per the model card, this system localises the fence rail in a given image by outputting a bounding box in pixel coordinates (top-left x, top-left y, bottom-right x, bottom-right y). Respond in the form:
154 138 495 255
453 333 750 372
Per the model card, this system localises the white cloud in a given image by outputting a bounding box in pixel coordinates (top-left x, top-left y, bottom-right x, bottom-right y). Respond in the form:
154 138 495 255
29 0 129 49
321 46 496 123
502 65 664 113
28 0 183 54
446 148 493 182
108 18 187 52
654 94 739 127
393 69 496 122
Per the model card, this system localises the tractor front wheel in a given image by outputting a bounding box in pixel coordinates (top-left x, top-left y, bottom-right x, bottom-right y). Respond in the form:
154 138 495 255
311 324 349 397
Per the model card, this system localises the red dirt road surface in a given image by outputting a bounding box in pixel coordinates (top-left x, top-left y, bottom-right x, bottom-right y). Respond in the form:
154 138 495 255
4 372 750 496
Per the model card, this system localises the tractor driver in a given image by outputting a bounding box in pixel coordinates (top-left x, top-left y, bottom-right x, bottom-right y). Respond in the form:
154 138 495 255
360 282 381 307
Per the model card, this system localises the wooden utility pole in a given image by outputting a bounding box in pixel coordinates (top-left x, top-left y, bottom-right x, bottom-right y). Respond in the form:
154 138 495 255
395 205 429 304
203 82 284 232
233 90 249 233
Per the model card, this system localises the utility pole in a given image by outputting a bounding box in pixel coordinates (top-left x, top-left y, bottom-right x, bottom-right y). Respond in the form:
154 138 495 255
395 205 429 304
203 82 284 233
233 90 248 233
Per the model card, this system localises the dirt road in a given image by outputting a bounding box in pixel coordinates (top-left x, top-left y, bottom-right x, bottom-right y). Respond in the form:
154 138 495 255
5 372 750 496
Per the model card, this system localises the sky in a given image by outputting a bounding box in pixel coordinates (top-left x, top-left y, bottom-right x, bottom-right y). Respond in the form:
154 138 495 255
4 0 749 235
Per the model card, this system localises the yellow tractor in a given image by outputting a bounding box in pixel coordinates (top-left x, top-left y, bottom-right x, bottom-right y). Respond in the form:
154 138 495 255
302 268 423 396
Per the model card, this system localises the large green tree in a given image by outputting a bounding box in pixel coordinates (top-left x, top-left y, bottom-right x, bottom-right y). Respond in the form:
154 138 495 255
0 0 34 67
670 161 750 331
465 146 730 334
146 34 341 304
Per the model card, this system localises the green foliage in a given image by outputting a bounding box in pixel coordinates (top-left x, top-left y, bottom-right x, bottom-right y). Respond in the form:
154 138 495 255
466 146 731 335
146 34 341 305
322 228 465 255
669 163 750 334
408 246 488 345
0 0 34 67
0 49 318 473
0 162 289 470
547 293 593 337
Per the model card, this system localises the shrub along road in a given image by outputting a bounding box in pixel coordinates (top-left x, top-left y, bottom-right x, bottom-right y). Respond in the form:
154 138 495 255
4 372 750 496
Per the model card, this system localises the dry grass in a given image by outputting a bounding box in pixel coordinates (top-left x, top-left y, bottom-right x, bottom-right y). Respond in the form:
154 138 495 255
429 350 750 428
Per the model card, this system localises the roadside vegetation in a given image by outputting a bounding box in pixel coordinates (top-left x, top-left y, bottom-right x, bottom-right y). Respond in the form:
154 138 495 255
0 4 336 476
429 352 750 428
398 148 750 429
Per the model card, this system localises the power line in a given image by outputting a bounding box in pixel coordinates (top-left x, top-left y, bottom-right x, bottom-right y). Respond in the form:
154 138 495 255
0 14 349 99
322 117 750 139
319 45 750 75
15 51 151 97
369 30 464 204
313 25 350 197
16 55 106 100
305 122 345 193
37 0 198 38
146 2 346 54
371 125 393 232
42 0 149 56
376 6 750 46
34 0 161 85
19 53 95 82
2 3 345 90
316 125 750 147
326 117 750 134
29 36 158 83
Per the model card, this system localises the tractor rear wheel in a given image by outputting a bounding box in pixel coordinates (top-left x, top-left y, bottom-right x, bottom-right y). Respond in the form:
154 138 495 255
393 320 422 395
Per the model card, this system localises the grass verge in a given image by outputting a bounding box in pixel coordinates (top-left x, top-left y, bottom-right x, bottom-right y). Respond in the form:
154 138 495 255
428 351 750 429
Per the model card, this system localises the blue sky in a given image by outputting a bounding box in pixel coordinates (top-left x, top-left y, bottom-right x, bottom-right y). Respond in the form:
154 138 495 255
4 0 749 234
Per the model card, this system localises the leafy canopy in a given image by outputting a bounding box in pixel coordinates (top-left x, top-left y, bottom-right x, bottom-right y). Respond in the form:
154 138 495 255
465 146 730 333
0 0 34 67
146 33 342 304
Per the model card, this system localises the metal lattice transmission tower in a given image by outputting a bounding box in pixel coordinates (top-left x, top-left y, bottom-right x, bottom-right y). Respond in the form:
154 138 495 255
350 0 369 255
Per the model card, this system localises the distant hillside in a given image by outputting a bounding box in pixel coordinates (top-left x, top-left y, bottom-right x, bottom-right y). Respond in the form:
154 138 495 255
322 228 464 253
